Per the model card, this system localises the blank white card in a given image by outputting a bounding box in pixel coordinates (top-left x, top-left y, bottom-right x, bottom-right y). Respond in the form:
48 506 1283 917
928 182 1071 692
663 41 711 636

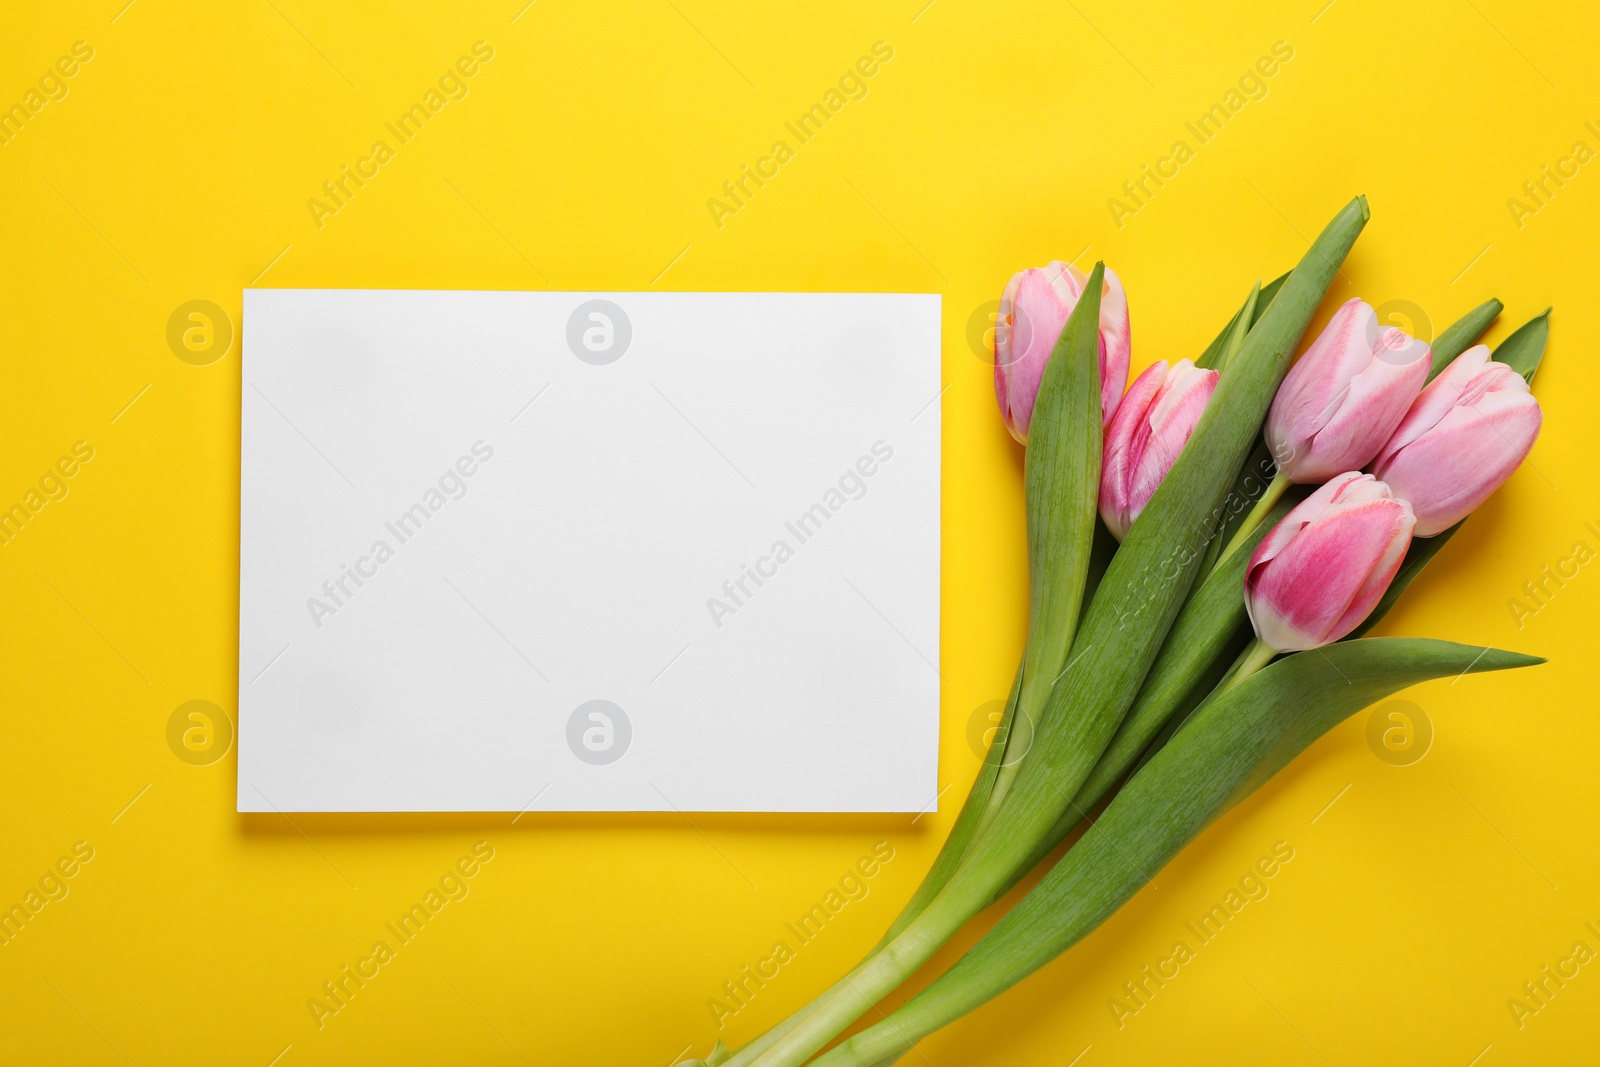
238 290 941 812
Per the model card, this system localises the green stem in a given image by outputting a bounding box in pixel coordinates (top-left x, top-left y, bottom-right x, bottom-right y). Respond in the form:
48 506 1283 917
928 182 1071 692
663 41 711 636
723 265 1110 1067
984 490 1301 906
1216 637 1277 696
746 878 988 1067
732 534 1107 1067
807 641 1542 1067
874 664 1024 949
1216 470 1289 564
747 194 1371 1067
976 293 1510 913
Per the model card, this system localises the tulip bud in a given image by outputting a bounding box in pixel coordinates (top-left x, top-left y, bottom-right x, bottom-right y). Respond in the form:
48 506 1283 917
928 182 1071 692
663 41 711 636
1372 344 1543 536
1244 472 1415 651
1098 358 1219 541
1264 298 1430 483
995 262 1131 443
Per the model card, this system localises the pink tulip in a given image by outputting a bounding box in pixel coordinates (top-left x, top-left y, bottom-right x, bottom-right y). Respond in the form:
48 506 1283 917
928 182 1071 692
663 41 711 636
1244 472 1415 651
995 262 1131 443
1264 299 1430 483
1099 358 1219 540
1373 344 1542 536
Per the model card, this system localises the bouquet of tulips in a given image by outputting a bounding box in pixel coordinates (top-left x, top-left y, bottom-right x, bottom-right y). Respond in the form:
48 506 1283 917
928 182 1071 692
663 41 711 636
676 196 1548 1067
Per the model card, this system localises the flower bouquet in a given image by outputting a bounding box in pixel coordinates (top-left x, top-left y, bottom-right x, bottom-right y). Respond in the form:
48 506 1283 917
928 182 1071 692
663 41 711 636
676 195 1548 1067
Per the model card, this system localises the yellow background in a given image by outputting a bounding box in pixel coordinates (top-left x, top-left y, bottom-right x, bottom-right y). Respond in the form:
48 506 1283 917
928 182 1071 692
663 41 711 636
1 0 1596 1063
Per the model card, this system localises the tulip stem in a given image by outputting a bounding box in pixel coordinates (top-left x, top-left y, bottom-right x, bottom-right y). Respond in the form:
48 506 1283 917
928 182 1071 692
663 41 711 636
1218 638 1278 696
1217 470 1291 564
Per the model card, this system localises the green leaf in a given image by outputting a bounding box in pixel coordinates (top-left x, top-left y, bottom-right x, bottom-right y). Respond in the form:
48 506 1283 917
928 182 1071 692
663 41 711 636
1428 298 1502 380
810 639 1543 1067
1194 271 1287 371
946 197 1369 909
1256 270 1289 318
990 293 1527 947
1194 282 1256 372
990 488 1303 902
1015 262 1105 737
737 199 1369 1067
723 268 1109 1067
1202 438 1278 572
878 266 1109 940
872 666 1022 947
1495 308 1551 383
1077 519 1120 626
1086 495 1297 790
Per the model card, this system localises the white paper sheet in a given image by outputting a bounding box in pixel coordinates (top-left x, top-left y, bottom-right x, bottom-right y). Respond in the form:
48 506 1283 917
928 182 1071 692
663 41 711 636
238 290 941 812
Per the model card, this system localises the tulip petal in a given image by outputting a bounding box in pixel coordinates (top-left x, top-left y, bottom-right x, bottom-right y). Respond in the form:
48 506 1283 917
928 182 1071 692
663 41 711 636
1247 497 1414 650
1297 334 1429 480
1249 471 1365 572
1265 299 1428 482
1245 473 1414 651
995 267 1075 442
1326 503 1415 639
1372 347 1542 535
1127 362 1215 523
995 262 1119 442
1266 300 1373 460
1098 359 1217 541
1377 392 1541 535
1099 266 1132 425
1373 344 1492 468
1098 360 1168 539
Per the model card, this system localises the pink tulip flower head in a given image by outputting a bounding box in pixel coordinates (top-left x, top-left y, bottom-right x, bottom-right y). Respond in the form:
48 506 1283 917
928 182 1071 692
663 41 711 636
1265 299 1430 483
1244 472 1416 652
995 261 1131 443
1373 344 1542 536
1099 358 1219 541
